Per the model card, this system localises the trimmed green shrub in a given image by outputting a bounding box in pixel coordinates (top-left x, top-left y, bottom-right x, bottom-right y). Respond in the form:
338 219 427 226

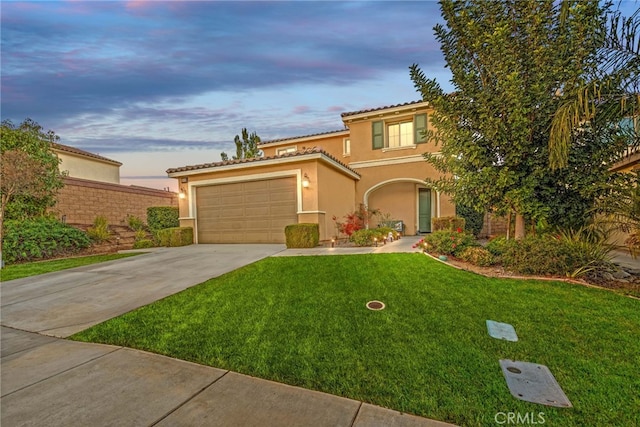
456 204 484 236
486 236 509 257
147 207 179 231
132 239 155 249
459 246 494 267
86 216 110 242
2 217 91 264
376 226 399 240
499 234 612 277
350 229 387 246
432 216 466 232
285 223 319 248
420 229 476 256
156 227 193 247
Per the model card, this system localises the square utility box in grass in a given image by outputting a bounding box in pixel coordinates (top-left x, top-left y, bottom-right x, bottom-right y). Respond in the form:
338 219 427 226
156 227 193 247
285 223 319 248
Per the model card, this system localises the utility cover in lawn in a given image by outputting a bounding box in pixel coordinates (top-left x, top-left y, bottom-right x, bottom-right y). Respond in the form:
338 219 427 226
499 360 572 407
486 320 518 342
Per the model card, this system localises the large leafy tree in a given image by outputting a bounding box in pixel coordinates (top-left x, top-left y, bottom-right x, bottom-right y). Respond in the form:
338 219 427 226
410 0 613 238
221 128 262 161
1 118 64 265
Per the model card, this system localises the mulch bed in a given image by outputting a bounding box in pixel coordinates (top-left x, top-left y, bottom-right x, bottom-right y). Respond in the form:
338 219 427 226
424 252 640 299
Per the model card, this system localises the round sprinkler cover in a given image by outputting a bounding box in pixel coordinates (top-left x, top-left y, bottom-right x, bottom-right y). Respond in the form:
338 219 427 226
366 300 385 310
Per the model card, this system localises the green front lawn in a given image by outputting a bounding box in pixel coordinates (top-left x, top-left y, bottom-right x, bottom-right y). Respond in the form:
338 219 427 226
71 254 640 426
1 253 141 281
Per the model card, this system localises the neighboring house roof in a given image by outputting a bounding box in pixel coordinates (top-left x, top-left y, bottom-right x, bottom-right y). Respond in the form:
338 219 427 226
259 129 348 146
340 100 427 118
51 143 122 166
167 147 360 178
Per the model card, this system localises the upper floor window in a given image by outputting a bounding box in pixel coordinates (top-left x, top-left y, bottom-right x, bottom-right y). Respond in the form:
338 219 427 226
343 138 351 156
276 146 297 155
372 114 428 150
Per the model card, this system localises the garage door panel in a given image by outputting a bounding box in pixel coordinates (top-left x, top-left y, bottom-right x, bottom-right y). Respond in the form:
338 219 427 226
196 178 297 244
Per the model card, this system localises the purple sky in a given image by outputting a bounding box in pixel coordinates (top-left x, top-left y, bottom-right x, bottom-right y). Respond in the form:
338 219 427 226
4 1 636 190
2 0 453 190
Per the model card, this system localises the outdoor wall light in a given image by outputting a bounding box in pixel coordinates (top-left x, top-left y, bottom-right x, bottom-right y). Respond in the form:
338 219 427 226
179 187 187 199
302 173 310 188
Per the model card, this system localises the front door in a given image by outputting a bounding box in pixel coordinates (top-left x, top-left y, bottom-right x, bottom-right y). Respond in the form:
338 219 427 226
418 188 431 233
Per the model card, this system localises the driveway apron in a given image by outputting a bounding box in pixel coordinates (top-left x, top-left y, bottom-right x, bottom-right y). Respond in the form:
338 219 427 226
1 244 284 337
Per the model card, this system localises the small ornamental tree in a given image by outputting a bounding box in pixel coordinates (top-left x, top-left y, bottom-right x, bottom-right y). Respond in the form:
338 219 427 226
1 119 64 266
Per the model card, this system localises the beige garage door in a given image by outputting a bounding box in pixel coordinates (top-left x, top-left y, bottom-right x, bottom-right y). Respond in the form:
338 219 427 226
195 178 297 243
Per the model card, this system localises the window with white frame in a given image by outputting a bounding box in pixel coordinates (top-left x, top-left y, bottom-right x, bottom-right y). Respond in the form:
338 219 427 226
276 146 297 155
343 138 351 155
372 114 428 150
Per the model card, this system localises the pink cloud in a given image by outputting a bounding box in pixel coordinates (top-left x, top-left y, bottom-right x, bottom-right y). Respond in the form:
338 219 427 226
293 105 311 114
327 105 344 113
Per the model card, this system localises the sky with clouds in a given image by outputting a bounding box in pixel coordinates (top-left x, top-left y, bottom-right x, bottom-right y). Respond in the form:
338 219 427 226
2 1 455 190
6 1 635 191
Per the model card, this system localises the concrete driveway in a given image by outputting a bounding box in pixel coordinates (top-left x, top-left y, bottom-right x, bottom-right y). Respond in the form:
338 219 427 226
1 244 284 337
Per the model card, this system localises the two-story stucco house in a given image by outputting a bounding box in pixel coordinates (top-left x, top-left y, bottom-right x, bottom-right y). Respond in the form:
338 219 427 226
167 101 455 244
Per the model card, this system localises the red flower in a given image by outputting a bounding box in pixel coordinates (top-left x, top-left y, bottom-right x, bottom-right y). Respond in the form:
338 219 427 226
456 227 462 233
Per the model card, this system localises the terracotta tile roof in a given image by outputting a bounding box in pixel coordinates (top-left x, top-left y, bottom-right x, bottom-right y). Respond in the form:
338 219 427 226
259 129 348 146
166 146 360 177
340 100 425 118
51 143 122 166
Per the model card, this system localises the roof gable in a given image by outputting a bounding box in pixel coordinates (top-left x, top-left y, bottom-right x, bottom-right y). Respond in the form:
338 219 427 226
167 147 359 179
52 143 122 166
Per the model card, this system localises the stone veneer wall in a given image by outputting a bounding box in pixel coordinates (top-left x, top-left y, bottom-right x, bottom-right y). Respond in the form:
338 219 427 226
51 177 178 226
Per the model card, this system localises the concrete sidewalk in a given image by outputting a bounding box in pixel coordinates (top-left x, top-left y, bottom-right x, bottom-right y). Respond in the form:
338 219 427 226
1 241 455 427
1 327 454 427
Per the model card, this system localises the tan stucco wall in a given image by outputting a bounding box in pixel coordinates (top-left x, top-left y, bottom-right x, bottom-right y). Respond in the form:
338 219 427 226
343 107 438 165
317 162 357 240
175 158 359 241
57 152 120 184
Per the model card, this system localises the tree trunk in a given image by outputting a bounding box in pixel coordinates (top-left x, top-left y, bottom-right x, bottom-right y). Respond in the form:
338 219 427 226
514 213 526 240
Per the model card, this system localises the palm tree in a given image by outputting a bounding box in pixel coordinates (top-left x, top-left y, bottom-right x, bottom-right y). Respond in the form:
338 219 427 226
549 7 639 169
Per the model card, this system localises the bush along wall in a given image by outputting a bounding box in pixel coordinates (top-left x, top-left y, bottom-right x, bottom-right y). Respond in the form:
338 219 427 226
147 206 179 231
2 217 91 263
156 227 193 247
285 223 319 248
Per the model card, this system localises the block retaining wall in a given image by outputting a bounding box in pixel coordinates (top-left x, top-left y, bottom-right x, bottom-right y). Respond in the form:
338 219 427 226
51 177 178 226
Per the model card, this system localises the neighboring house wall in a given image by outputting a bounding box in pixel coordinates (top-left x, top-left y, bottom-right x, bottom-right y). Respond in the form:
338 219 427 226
56 152 121 184
52 143 122 184
52 177 178 226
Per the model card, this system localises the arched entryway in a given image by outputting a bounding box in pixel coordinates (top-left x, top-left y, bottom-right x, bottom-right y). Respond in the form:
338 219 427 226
363 178 440 235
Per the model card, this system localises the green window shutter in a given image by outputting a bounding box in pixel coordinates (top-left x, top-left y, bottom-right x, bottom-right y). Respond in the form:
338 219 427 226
414 114 427 143
372 121 384 150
